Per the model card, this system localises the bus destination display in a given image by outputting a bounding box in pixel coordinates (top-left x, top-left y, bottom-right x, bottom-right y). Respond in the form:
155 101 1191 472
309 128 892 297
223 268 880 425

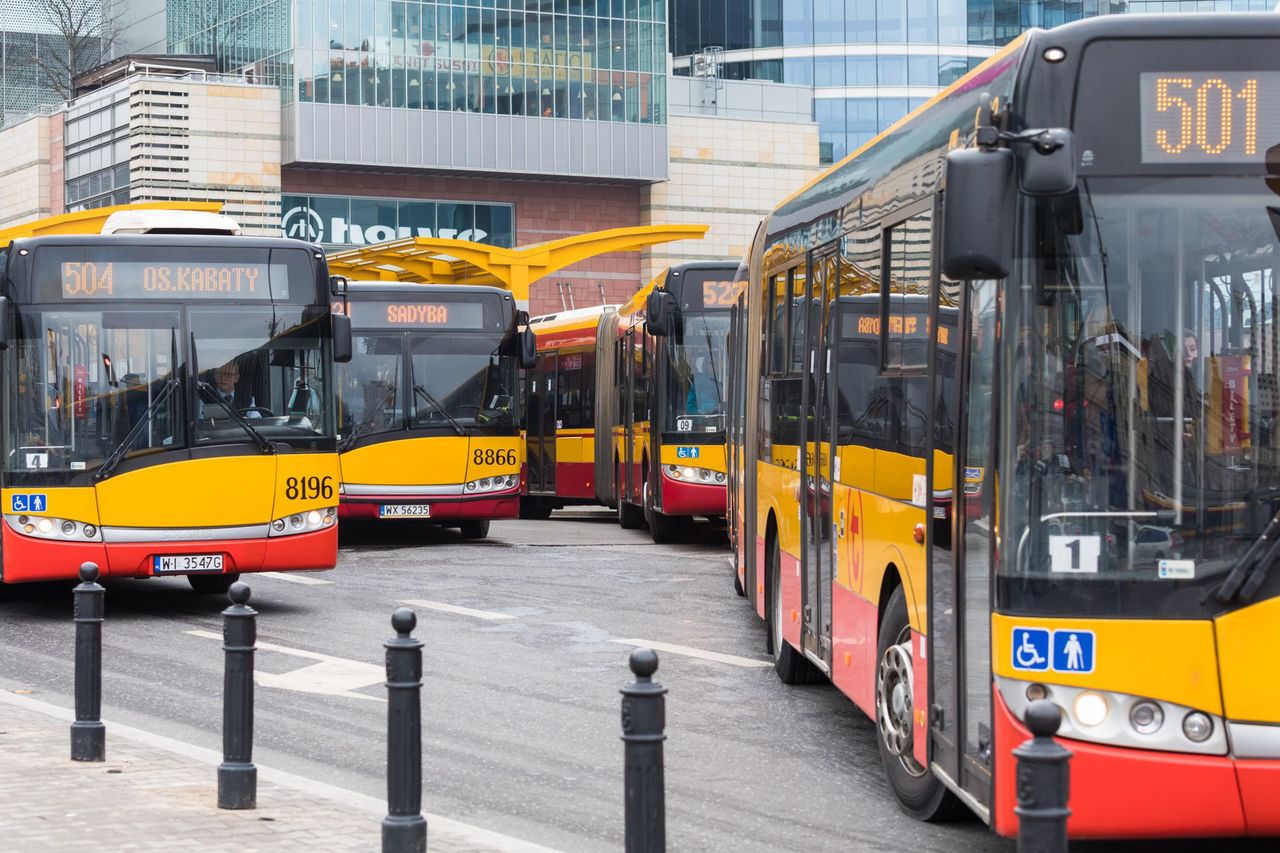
346 301 487 329
1140 71 1280 164
60 261 286 300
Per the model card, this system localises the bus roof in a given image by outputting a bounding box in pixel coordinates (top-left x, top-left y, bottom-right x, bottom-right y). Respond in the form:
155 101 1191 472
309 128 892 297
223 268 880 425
9 233 322 253
529 303 615 352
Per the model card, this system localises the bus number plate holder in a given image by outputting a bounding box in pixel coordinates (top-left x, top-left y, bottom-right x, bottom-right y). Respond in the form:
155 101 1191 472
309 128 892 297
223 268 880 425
380 504 431 518
154 554 224 573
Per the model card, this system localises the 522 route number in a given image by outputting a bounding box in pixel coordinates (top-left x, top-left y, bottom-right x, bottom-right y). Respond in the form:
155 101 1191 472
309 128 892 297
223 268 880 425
474 448 517 466
285 476 334 501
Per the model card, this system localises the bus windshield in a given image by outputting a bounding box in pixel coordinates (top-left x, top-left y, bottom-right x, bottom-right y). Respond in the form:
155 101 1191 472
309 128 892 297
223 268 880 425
1002 176 1280 617
665 311 730 434
6 304 332 480
409 334 516 435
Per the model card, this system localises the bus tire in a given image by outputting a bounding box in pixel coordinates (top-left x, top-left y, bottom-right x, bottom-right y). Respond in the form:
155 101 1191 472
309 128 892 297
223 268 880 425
188 573 239 595
647 509 688 544
875 584 961 822
767 536 819 685
733 566 746 597
460 519 490 540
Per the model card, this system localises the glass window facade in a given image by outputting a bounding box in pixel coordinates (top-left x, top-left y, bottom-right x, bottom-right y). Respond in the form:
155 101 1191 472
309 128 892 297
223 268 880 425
281 193 515 248
169 0 666 125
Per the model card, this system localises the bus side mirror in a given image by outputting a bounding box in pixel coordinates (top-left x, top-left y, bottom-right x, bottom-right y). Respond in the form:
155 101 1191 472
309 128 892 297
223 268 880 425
516 309 530 326
1018 128 1076 196
0 296 10 350
941 146 1015 280
519 328 537 370
646 289 675 336
332 312 352 363
329 275 349 296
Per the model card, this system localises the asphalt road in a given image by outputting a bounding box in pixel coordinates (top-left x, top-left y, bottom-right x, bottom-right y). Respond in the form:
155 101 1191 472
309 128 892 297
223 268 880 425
0 513 1270 852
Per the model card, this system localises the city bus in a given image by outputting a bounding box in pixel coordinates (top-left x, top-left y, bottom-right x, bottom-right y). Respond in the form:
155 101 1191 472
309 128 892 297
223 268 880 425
521 305 615 519
335 282 535 539
1 232 351 592
603 262 741 542
729 14 1280 838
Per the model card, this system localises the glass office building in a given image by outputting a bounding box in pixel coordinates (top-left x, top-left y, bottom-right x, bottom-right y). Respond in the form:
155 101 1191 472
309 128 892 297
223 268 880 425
671 0 1275 164
1 7 108 122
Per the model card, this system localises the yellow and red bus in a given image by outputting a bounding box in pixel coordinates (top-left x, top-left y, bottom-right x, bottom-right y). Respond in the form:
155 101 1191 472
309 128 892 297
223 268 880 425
729 13 1280 838
335 282 534 539
521 305 614 519
1 231 350 593
600 262 741 542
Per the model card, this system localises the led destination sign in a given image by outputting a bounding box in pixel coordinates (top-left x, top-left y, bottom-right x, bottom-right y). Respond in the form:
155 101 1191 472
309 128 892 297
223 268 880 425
59 261 286 300
344 300 488 330
1140 72 1280 164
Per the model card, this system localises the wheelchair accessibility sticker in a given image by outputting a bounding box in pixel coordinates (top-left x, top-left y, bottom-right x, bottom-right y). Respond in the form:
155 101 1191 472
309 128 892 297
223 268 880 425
10 493 47 513
675 447 700 459
1012 627 1095 674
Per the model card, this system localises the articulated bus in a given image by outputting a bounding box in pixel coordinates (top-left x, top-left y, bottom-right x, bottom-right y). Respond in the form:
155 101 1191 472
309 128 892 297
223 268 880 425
729 14 1280 838
600 262 741 542
335 282 534 539
522 305 615 519
1 233 350 592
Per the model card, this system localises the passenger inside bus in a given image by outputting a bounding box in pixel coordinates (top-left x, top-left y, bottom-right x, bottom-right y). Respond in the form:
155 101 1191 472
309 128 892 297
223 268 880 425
684 352 720 415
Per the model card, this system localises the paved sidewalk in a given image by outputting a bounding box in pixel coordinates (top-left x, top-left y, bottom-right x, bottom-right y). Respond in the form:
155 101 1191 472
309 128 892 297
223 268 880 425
0 691 557 853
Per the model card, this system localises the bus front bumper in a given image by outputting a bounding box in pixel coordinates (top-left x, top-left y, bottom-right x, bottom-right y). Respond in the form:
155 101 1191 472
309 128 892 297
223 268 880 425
660 471 726 517
0 523 336 583
992 689 1280 837
339 490 520 521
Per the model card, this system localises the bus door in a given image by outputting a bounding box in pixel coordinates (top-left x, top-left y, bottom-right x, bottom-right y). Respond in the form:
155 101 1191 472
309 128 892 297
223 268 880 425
926 272 996 814
528 353 557 494
801 247 839 667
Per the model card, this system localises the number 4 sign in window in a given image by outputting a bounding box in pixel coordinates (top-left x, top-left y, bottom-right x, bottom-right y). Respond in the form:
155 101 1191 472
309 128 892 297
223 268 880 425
1048 535 1101 574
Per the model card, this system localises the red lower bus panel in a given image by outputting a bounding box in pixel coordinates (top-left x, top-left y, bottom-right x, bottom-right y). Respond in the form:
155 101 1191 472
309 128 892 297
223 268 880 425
992 690 1245 838
779 546 802 649
754 534 767 619
829 583 877 717
1 525 109 583
1 524 336 582
554 461 594 500
912 630 928 769
1237 760 1280 835
339 495 519 522
660 475 725 517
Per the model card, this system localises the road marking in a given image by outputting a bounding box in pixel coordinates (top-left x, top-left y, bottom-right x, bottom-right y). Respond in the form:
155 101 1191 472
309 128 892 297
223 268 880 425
610 638 773 669
258 571 334 585
0 688 564 853
398 598 516 622
185 630 383 701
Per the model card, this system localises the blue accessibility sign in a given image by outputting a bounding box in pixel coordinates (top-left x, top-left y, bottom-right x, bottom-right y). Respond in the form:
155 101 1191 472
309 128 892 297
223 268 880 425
675 447 700 459
1052 629 1096 674
10 493 47 513
1011 627 1050 672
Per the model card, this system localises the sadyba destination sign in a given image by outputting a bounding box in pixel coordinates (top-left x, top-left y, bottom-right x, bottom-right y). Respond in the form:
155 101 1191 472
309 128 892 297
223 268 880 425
281 195 515 249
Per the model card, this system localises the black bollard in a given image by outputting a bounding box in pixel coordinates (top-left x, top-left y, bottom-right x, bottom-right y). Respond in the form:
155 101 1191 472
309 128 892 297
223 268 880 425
383 608 426 853
621 648 666 853
71 561 105 762
1014 699 1072 853
218 582 257 809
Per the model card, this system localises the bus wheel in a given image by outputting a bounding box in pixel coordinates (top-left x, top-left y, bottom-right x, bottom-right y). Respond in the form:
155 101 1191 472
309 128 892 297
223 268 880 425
647 509 688 544
188 573 239 595
519 499 553 520
875 584 960 821
768 537 819 685
460 519 490 540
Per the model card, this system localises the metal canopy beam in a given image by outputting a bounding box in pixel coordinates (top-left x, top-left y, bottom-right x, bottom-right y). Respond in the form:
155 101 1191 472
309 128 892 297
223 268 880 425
325 224 709 303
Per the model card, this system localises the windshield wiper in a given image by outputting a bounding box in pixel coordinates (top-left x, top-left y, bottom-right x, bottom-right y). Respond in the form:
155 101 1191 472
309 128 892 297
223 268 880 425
340 418 378 452
412 384 465 436
95 379 180 482
1213 506 1280 604
198 381 275 454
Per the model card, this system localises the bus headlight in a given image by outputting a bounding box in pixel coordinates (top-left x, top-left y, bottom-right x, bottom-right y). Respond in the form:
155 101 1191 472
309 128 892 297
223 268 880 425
269 507 338 537
1072 691 1109 728
3 514 103 542
463 475 519 494
1129 701 1164 735
1183 712 1214 743
664 464 724 483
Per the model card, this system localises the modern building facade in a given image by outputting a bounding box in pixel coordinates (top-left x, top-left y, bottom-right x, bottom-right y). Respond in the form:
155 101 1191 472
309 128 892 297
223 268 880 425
670 0 1277 163
1 5 110 122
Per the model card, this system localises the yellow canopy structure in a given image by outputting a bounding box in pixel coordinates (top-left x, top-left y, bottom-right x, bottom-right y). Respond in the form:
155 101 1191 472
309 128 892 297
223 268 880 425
0 202 224 249
325 224 709 304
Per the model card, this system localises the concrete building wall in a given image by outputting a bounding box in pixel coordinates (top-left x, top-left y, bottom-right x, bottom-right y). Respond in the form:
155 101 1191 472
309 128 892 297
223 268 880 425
0 113 57 228
641 78 821 281
283 167 643 316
